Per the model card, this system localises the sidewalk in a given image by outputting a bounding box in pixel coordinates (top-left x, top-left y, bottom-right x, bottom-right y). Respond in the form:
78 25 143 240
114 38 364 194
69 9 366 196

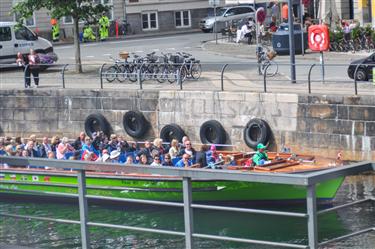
202 38 371 62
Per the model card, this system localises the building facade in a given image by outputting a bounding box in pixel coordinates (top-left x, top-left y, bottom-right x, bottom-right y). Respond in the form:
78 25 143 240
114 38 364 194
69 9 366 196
0 0 211 40
0 0 373 41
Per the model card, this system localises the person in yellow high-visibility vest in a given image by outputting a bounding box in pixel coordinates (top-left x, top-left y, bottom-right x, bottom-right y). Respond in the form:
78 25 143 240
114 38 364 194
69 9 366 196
83 24 96 42
99 14 110 41
50 18 60 42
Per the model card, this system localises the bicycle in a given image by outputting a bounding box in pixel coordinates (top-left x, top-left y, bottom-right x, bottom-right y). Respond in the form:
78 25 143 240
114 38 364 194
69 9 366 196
177 52 202 80
256 46 278 77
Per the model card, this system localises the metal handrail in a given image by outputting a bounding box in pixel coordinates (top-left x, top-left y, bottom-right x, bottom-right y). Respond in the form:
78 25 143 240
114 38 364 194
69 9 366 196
99 63 106 89
353 63 362 96
307 64 317 94
220 63 229 91
0 157 374 249
61 64 69 88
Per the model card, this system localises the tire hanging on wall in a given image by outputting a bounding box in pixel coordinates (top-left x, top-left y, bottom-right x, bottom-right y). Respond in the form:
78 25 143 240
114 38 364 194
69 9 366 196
84 113 111 139
243 118 271 150
199 120 226 145
160 124 186 143
123 111 148 138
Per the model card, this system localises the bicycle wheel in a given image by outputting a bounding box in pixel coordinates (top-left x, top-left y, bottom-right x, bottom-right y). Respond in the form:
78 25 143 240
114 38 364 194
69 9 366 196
156 65 167 83
261 60 278 77
128 65 138 82
105 66 118 82
179 66 187 83
117 64 127 82
167 65 177 83
191 62 202 80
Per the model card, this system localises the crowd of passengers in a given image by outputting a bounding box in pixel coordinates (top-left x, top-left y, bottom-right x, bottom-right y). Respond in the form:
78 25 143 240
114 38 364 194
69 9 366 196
0 131 237 168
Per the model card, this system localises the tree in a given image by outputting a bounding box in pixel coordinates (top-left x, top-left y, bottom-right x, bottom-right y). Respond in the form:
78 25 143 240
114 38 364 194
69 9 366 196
13 0 109 73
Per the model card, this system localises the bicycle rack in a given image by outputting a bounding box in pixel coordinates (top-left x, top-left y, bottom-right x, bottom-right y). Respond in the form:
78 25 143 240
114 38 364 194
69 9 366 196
220 64 229 91
99 63 106 90
61 64 69 89
307 64 317 94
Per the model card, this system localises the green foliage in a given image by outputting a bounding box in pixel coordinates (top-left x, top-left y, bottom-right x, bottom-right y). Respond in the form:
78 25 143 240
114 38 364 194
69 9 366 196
350 26 361 40
12 0 110 24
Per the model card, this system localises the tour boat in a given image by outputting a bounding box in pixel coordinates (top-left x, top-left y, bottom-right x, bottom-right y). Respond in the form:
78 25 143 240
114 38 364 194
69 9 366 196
0 152 345 203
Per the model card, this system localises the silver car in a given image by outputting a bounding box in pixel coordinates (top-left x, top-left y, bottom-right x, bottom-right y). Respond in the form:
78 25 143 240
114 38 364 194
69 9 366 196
199 5 255 33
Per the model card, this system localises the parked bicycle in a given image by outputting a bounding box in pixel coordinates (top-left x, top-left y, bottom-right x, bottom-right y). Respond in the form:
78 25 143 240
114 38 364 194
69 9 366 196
256 46 278 77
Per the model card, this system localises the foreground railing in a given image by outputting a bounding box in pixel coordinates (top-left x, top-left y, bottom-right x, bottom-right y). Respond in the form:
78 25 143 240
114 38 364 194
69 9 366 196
0 157 374 249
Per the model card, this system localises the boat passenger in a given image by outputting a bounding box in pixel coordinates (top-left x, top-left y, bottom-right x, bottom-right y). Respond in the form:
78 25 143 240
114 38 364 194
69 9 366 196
162 154 174 166
206 144 219 163
175 154 192 168
39 137 52 158
56 137 75 160
150 155 162 166
110 150 121 163
252 143 269 166
25 140 40 157
138 154 149 165
125 155 134 165
136 140 153 164
72 132 86 150
195 144 209 168
108 134 118 152
168 139 180 159
152 138 166 156
178 140 196 162
179 136 190 150
50 135 60 153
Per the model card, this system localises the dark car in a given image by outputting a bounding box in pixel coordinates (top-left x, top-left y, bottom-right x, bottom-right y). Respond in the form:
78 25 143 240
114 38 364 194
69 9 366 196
347 53 375 81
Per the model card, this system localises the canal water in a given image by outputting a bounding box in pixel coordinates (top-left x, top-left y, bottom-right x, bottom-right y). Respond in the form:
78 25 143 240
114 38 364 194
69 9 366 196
0 175 374 249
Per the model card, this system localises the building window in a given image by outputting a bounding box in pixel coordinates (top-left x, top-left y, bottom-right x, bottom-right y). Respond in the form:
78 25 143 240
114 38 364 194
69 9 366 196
63 16 73 24
14 12 35 27
142 12 158 30
175 10 191 28
93 0 114 20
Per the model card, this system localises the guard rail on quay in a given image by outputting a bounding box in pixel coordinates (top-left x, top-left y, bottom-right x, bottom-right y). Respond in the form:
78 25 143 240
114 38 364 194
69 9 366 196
1 61 374 95
0 156 374 249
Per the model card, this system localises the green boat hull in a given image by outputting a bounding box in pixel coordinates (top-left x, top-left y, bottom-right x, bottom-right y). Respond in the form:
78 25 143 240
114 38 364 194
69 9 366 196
0 170 344 202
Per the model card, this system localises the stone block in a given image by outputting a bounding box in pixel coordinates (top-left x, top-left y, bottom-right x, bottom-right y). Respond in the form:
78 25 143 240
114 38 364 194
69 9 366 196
42 97 58 108
348 106 375 121
217 92 245 101
40 109 59 121
24 110 41 121
1 109 14 120
276 93 298 103
184 91 213 100
72 97 97 109
158 112 175 125
306 104 337 119
238 102 262 116
298 95 309 103
270 117 297 131
337 105 349 120
260 93 277 103
297 119 310 132
343 95 361 105
365 122 375 137
140 99 158 111
159 98 176 111
159 91 176 99
111 98 136 111
309 119 352 135
139 91 159 100
244 92 260 102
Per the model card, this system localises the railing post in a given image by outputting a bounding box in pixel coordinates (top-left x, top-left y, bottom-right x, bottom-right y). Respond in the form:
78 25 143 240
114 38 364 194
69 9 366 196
183 177 193 249
24 64 29 88
353 63 361 96
177 67 182 90
307 64 316 94
307 184 318 249
99 63 106 90
61 64 69 89
220 64 229 91
263 64 270 93
77 170 90 249
137 68 143 90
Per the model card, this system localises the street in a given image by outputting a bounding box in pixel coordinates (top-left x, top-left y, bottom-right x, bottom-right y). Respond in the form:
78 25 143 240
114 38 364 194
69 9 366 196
0 32 374 95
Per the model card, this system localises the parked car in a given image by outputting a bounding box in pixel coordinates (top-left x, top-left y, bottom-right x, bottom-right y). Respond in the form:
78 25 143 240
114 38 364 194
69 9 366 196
0 22 57 65
199 5 255 33
347 53 375 81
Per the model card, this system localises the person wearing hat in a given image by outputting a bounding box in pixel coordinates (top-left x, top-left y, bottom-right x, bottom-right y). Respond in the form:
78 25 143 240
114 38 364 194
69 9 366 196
110 150 121 163
252 143 269 166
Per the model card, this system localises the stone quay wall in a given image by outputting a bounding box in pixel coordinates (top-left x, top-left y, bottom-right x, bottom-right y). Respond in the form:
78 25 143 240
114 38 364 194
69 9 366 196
0 89 374 160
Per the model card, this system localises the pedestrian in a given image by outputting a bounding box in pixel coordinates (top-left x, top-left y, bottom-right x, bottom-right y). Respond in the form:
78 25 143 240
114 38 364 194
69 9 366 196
99 13 110 41
26 49 40 88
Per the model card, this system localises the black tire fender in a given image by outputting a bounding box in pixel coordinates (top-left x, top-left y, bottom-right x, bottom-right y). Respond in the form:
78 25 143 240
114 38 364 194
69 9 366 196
84 113 111 139
160 124 186 143
199 120 226 145
243 118 271 150
123 111 148 138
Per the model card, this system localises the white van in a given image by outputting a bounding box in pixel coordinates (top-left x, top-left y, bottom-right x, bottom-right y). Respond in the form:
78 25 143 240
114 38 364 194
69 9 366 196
0 22 56 65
